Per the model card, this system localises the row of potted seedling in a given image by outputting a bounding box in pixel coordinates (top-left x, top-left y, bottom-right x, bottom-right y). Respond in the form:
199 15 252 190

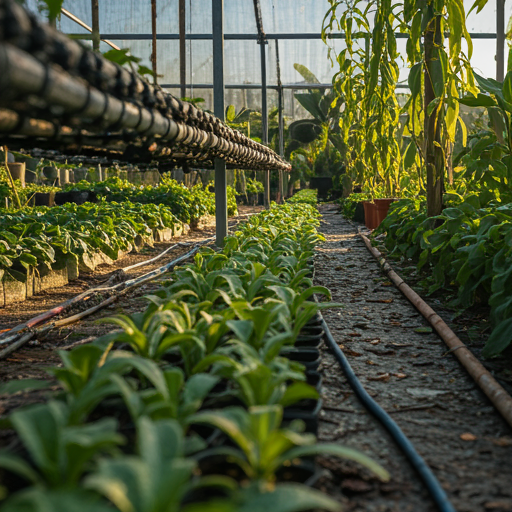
0 202 388 512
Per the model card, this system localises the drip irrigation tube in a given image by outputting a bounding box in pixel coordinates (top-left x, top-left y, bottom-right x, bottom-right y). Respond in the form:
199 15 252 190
0 242 207 360
0 241 199 344
359 231 512 430
320 313 456 512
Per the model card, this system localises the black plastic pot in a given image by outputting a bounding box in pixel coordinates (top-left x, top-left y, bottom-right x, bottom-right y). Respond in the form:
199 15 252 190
34 192 55 206
295 332 323 348
300 325 323 337
275 459 322 485
55 190 98 205
354 201 365 223
305 312 322 328
283 398 322 434
282 347 320 372
309 177 332 200
306 371 323 392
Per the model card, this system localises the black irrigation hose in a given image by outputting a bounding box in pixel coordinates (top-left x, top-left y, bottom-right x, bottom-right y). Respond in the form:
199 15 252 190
320 313 456 512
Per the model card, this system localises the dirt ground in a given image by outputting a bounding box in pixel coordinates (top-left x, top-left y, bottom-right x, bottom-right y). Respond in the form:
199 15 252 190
314 204 512 512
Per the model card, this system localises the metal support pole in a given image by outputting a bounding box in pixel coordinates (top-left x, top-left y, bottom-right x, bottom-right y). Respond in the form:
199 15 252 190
179 0 186 98
497 0 505 81
278 85 284 202
276 39 285 202
151 0 158 84
260 41 270 207
91 0 100 51
213 0 227 247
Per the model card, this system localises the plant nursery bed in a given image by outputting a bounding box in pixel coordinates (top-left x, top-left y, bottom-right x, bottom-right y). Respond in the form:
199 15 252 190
0 208 256 415
313 204 512 512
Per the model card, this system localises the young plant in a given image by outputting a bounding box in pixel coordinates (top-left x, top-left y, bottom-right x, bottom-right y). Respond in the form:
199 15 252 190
111 366 219 426
0 401 124 489
191 405 389 483
84 417 197 512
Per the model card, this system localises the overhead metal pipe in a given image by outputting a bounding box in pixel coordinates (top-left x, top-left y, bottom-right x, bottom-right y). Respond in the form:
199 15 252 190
0 44 290 171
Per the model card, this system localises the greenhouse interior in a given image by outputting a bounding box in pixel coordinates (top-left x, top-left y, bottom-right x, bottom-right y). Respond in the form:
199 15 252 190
0 0 512 511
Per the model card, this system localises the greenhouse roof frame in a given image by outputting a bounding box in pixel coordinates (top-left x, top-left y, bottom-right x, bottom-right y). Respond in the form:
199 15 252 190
69 32 499 40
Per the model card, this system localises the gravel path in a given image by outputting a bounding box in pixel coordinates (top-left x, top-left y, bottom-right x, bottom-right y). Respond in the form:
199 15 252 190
315 204 512 512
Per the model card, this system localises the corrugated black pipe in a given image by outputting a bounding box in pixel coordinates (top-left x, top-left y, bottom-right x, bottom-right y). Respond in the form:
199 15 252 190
320 313 456 512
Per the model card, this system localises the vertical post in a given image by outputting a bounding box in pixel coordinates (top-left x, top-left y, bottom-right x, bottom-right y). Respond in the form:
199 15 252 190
497 0 505 81
260 41 270 207
179 0 186 98
151 0 158 84
276 40 285 202
91 0 100 51
213 0 227 247
278 85 284 202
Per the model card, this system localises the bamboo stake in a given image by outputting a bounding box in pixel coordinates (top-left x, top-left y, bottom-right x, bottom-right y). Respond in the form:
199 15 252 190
3 146 21 209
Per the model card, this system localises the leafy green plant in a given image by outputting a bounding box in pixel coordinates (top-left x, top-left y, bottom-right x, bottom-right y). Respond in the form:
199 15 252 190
0 401 124 489
192 405 389 483
287 189 317 206
100 303 206 362
0 201 181 280
84 417 196 512
376 197 512 356
112 367 219 426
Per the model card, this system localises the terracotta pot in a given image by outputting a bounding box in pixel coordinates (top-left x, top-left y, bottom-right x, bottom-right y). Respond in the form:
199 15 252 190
374 198 395 228
362 201 378 230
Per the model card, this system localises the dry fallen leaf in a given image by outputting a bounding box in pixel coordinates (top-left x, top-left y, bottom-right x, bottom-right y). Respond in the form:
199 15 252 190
343 349 363 357
368 373 390 382
460 432 477 441
484 500 512 510
341 479 372 493
366 360 378 365
392 373 408 379
347 332 362 337
370 339 381 345
491 437 512 447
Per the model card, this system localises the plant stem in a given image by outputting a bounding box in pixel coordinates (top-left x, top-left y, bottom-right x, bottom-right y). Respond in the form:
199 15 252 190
424 14 444 217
